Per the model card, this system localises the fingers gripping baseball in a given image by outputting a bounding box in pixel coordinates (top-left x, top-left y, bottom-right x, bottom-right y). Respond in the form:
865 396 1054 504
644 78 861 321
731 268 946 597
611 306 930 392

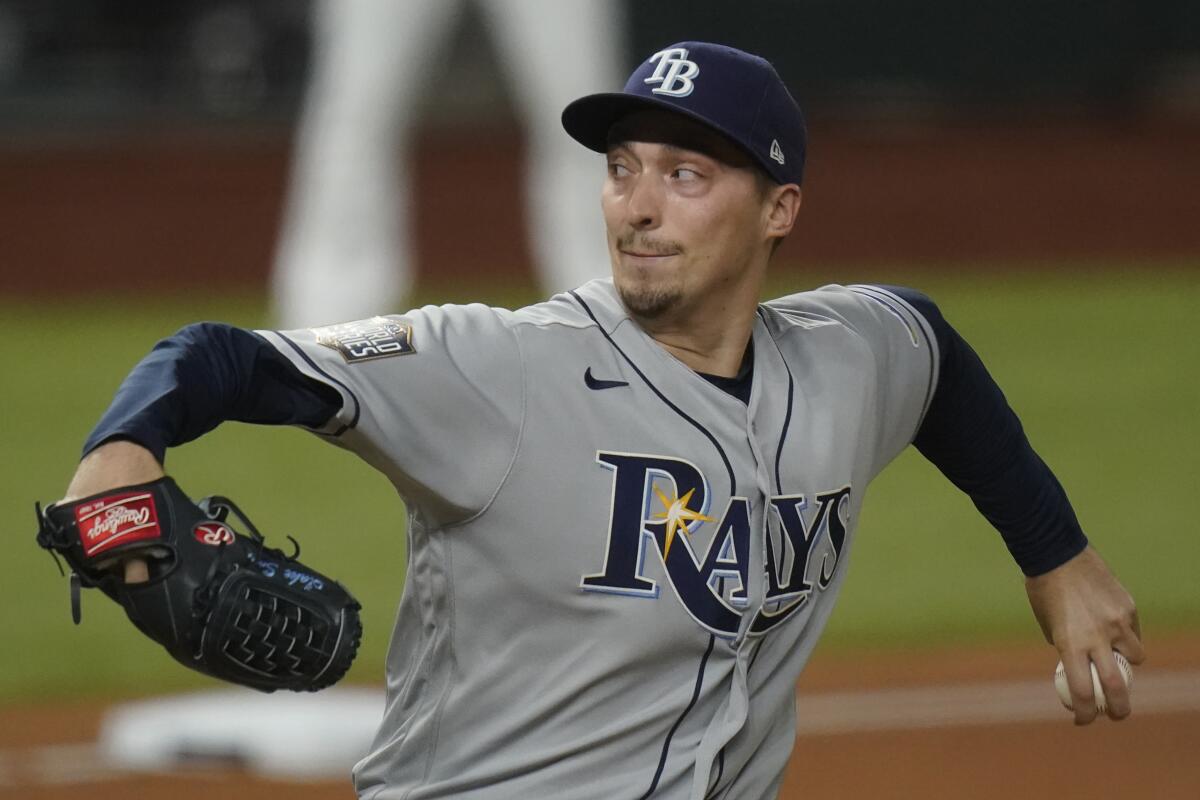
1025 545 1143 724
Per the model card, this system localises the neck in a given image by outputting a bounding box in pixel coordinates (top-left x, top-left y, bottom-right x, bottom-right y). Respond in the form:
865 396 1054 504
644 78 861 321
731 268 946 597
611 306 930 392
636 288 760 378
652 324 754 378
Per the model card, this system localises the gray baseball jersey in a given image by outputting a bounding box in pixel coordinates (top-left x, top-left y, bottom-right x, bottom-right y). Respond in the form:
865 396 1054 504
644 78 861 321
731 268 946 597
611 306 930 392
256 278 938 799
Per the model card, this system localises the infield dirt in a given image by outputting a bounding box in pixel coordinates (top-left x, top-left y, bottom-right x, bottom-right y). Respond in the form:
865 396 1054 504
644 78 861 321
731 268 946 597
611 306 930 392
2 634 1196 799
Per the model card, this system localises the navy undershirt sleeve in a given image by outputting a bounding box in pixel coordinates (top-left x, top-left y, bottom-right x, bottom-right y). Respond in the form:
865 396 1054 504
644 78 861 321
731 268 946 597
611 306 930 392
878 286 1088 577
83 323 342 463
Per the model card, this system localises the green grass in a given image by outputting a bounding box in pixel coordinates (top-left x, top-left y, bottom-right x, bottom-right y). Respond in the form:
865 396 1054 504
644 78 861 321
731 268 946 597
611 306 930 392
3 266 1197 703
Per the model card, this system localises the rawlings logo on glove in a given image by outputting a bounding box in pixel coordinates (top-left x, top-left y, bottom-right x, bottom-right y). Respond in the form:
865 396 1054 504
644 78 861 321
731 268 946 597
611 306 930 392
35 478 362 693
75 491 161 556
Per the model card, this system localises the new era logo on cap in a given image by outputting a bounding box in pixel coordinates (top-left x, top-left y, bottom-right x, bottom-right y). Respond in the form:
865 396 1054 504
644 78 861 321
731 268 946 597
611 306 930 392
561 41 807 185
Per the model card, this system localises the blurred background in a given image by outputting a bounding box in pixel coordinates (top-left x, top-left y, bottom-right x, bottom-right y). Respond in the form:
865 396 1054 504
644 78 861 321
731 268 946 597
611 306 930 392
1 1 1197 798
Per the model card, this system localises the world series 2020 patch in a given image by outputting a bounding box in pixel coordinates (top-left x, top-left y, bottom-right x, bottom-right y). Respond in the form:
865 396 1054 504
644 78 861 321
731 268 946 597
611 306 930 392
313 316 416 363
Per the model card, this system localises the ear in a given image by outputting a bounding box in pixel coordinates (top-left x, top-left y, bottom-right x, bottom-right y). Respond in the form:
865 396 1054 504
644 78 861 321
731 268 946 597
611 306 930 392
763 184 802 242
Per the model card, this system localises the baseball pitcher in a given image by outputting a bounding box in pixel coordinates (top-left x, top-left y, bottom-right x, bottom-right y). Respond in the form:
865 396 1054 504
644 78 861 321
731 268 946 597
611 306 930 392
40 42 1142 799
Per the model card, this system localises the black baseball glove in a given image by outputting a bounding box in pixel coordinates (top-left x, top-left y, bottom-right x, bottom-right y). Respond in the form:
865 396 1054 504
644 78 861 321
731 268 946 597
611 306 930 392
35 477 361 693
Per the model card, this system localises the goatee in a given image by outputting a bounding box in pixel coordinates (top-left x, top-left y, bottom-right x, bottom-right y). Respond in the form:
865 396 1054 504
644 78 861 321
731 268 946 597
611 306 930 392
613 233 684 319
617 283 682 320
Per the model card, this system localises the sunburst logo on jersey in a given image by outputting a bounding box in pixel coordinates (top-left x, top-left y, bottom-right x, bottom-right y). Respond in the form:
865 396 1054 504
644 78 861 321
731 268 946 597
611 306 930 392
652 485 715 559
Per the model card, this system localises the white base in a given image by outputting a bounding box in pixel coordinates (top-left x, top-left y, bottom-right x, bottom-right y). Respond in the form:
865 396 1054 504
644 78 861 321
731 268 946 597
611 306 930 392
99 686 385 780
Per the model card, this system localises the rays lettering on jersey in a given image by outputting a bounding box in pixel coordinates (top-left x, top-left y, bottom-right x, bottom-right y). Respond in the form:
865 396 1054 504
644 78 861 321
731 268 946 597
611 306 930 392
581 452 851 637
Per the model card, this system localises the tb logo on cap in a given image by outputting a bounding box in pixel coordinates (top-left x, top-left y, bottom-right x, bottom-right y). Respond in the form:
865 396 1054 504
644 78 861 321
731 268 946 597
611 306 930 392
645 47 699 97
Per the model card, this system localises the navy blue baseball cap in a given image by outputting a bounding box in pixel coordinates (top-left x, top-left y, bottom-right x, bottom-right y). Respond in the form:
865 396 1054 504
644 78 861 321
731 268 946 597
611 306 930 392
562 41 807 185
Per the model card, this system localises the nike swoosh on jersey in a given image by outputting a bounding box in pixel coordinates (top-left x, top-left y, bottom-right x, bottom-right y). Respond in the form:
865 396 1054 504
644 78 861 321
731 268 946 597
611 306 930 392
584 367 630 390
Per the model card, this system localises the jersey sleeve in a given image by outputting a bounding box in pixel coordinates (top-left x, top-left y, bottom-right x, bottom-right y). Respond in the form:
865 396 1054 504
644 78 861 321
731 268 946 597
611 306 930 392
255 304 524 524
805 285 1085 576
83 322 343 462
793 284 941 477
887 287 1088 576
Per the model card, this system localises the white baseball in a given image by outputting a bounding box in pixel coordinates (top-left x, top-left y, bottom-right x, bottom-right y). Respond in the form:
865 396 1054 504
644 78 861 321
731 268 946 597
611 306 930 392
1054 651 1133 712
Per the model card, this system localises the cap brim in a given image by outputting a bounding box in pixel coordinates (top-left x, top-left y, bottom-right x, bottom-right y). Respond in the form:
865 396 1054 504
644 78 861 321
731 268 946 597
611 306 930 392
561 92 786 184
562 92 740 154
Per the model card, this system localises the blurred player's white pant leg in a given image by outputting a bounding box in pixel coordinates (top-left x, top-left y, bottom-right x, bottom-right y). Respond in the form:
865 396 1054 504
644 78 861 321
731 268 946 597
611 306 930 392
274 0 622 326
272 0 460 328
479 0 624 293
